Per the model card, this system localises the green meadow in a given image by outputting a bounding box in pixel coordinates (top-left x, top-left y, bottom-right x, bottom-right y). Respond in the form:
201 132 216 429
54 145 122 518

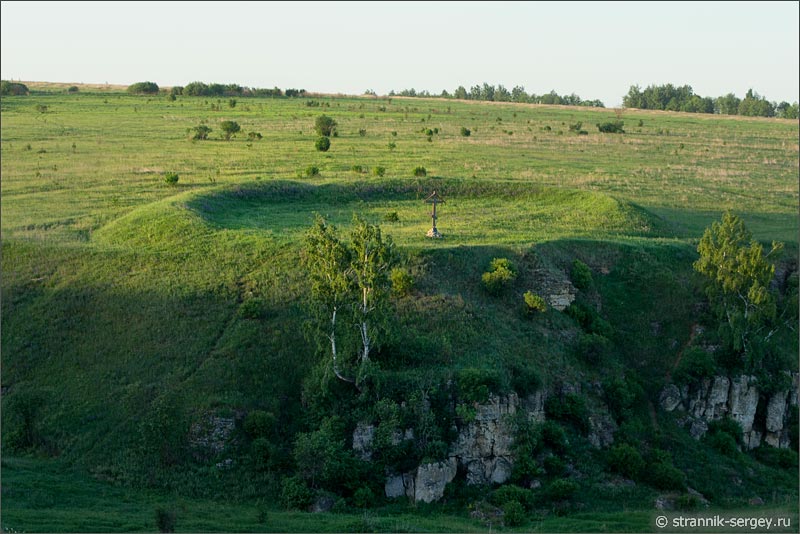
1 83 798 532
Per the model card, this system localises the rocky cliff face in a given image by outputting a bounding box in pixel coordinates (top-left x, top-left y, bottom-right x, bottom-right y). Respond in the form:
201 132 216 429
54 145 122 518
355 386 615 503
659 373 798 449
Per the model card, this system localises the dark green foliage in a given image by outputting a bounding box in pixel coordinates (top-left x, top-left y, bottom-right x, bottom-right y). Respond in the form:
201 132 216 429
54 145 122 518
606 444 645 479
383 211 400 223
0 80 29 95
189 124 211 140
704 430 738 457
250 437 275 471
481 257 517 295
644 451 686 491
565 301 612 338
577 332 611 364
315 136 331 152
127 81 159 94
543 479 579 501
460 127 471 137
545 394 589 431
67 85 79 93
570 260 593 290
304 165 320 177
502 500 526 526
568 122 582 132
228 99 237 108
491 485 535 510
352 487 376 508
163 172 179 186
350 165 364 173
676 493 700 511
358 129 367 137
540 421 568 452
4 390 47 452
457 368 501 404
155 507 177 532
413 166 427 177
543 454 566 476
247 132 263 141
390 267 413 296
220 121 241 140
754 445 798 469
523 291 547 314
596 121 624 133
372 166 385 177
673 346 716 385
603 376 640 422
280 476 314 510
243 410 277 439
314 115 337 137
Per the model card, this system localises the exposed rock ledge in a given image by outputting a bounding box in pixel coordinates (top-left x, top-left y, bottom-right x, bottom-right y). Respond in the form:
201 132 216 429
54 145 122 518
659 373 798 449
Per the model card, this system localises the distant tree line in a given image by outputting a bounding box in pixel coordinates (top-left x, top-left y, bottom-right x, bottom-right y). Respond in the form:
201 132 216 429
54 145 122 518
389 83 605 107
124 80 307 98
623 84 798 119
0 80 29 95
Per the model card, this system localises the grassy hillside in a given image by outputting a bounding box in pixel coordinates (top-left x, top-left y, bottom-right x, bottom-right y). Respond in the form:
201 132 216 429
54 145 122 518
1 85 798 531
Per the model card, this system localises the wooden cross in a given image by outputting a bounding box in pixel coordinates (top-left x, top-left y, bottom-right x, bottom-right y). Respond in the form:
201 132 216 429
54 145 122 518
425 190 445 238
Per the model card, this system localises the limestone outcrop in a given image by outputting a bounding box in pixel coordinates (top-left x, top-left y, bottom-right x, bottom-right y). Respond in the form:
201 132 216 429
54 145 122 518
660 373 798 449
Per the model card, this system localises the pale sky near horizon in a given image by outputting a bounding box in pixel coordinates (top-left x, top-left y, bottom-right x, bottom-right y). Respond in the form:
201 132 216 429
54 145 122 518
2 1 798 107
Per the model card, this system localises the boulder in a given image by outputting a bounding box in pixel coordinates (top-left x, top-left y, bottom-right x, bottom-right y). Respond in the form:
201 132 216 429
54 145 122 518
729 376 759 434
659 384 683 412
414 458 457 503
385 472 414 499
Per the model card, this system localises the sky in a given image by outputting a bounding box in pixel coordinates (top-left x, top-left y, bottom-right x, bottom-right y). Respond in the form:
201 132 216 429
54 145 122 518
2 1 798 107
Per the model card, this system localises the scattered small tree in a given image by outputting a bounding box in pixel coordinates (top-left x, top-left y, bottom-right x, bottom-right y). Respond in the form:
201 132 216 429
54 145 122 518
314 115 337 137
163 172 179 186
220 120 241 140
189 124 212 140
523 291 547 314
315 136 331 152
127 81 159 94
413 166 427 177
482 258 517 295
372 166 386 177
596 120 625 133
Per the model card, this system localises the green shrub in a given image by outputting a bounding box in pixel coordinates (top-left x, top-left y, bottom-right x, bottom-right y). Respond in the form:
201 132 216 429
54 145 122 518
155 507 176 532
351 165 364 173
390 268 414 297
707 418 743 445
387 141 397 151
352 487 376 508
571 260 593 290
460 126 471 136
543 454 566 476
67 85 79 93
754 446 798 469
128 81 159 94
163 172 179 186
545 394 589 431
189 124 211 140
597 120 625 133
315 136 331 152
413 166 427 177
704 430 738 457
540 421 568 452
544 479 579 501
673 347 716 385
568 122 583 132
577 332 611 364
482 258 517 295
676 493 700 511
314 115 337 137
304 165 320 177
220 121 241 140
251 437 275 470
502 500 526 526
358 128 367 137
247 132 263 141
372 166 386 177
280 476 314 510
491 485 535 510
457 368 501 404
0 80 29 95
645 456 686 491
607 444 645 479
523 291 548 314
244 410 276 439
604 377 639 422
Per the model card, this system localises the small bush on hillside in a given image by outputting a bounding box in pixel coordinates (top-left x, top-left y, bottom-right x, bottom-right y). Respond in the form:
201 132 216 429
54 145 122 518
482 258 517 295
457 368 502 404
67 85 79 93
372 166 385 177
673 347 716 386
251 437 275 470
413 166 427 177
597 120 625 133
607 443 645 479
155 507 176 533
280 476 314 510
358 128 367 137
604 377 639 422
304 165 320 177
544 479 579 501
571 260 593 290
491 485 536 510
577 332 610 364
502 500 526 527
315 136 331 152
244 410 277 439
568 122 583 132
543 454 567 476
352 487 376 508
189 124 211 140
704 430 738 457
390 268 414 297
220 121 241 140
460 126 471 136
523 291 547 314
540 421 568 452
754 446 798 469
0 80 29 95
314 115 337 137
644 453 686 491
351 165 364 173
163 172 179 186
383 211 400 223
545 394 589 431
248 132 263 141
707 418 743 445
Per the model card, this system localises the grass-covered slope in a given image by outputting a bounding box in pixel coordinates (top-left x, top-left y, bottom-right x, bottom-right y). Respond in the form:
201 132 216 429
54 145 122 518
1 86 797 531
